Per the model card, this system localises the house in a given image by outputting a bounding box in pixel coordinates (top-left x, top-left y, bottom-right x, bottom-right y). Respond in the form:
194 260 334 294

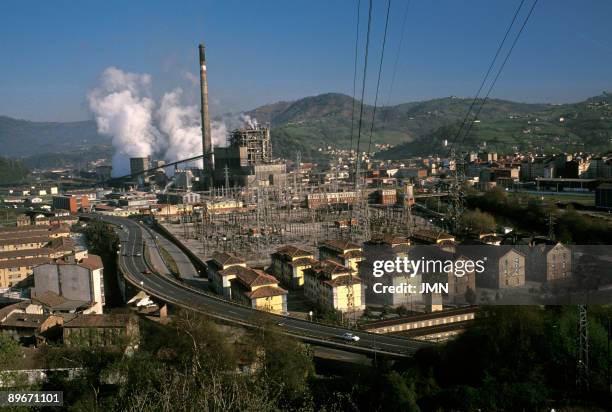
361 236 420 307
269 246 316 289
318 240 363 273
411 229 455 245
304 260 365 313
0 301 62 346
63 314 139 349
0 257 51 289
32 291 95 315
206 252 247 298
410 245 477 304
471 246 526 289
523 242 572 283
0 225 70 252
228 266 287 314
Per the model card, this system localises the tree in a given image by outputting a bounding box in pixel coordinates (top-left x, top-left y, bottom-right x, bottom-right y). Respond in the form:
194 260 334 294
383 371 421 412
460 209 496 234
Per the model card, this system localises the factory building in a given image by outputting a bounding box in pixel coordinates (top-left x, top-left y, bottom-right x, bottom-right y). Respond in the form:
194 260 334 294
213 125 287 187
95 165 112 182
129 157 150 186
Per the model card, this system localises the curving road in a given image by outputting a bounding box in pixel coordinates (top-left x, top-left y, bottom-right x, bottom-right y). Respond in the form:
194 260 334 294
87 214 428 358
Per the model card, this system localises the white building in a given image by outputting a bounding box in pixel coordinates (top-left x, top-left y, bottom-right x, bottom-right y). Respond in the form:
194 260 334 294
32 253 105 314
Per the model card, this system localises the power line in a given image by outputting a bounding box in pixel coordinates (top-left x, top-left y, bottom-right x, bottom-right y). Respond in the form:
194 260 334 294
446 0 526 156
384 0 411 113
349 0 362 156
458 0 539 146
367 0 392 157
353 0 374 188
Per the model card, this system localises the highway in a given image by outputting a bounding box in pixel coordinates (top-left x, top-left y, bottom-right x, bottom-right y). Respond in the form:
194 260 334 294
86 214 428 358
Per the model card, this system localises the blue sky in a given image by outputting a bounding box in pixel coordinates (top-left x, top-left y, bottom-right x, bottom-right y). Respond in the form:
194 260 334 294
1 0 611 121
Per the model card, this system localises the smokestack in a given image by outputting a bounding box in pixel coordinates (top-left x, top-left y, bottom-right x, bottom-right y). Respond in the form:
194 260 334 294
199 43 213 170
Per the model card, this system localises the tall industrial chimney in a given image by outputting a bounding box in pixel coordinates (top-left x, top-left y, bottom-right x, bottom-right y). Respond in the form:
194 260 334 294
199 43 213 170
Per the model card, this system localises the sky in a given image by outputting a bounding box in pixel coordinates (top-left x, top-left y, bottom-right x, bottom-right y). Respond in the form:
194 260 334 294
0 0 611 122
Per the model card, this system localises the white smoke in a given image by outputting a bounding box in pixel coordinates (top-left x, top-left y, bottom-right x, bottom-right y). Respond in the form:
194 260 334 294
88 67 164 175
88 67 258 175
211 120 229 147
240 114 258 128
158 88 203 167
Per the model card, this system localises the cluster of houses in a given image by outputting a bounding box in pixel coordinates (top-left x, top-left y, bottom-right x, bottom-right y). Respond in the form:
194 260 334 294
0 219 140 353
205 229 575 316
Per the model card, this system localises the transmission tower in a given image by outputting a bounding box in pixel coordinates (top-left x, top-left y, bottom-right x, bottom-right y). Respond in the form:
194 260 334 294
548 212 556 241
577 304 589 392
224 165 230 189
446 147 465 234
346 272 355 327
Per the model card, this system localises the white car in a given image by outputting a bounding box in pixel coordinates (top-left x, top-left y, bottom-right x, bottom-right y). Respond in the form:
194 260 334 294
340 332 360 342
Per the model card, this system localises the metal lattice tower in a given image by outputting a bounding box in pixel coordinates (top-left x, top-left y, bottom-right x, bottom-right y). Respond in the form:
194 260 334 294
346 272 355 327
548 212 556 241
224 165 230 189
447 147 465 234
577 304 589 392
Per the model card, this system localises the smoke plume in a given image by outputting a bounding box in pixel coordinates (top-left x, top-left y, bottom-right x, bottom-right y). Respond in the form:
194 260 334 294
157 88 202 167
88 67 164 175
88 67 257 175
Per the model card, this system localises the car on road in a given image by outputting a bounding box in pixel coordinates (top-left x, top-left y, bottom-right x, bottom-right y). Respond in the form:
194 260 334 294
142 269 151 275
340 332 360 342
135 253 142 257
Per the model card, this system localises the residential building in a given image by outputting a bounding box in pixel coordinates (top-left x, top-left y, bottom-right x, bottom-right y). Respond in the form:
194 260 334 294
0 257 51 288
522 242 572 283
228 266 287 314
411 230 455 245
304 260 365 313
362 236 421 308
32 291 98 315
0 312 63 346
269 246 316 289
206 252 247 298
305 191 357 209
0 225 70 252
375 189 397 205
52 195 90 214
318 240 363 272
473 246 526 289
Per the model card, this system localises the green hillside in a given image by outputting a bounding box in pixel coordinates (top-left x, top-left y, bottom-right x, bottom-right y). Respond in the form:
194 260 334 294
0 115 110 157
0 157 30 184
381 92 612 158
1 92 610 164
246 93 558 160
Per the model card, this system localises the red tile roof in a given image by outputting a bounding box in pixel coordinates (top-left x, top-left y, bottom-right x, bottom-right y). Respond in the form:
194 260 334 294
273 245 313 260
320 239 361 252
209 252 245 267
244 286 287 299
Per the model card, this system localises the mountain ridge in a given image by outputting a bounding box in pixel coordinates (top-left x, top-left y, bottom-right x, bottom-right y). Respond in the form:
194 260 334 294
1 92 610 161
